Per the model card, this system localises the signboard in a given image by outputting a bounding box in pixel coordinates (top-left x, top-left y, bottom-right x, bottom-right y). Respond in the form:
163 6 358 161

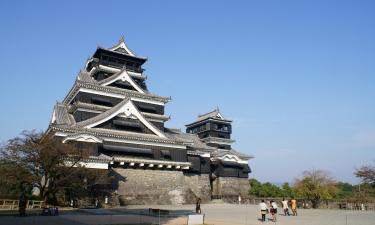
187 214 204 225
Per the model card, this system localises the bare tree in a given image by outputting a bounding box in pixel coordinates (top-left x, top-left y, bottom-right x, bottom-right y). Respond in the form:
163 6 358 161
355 165 375 187
294 169 338 208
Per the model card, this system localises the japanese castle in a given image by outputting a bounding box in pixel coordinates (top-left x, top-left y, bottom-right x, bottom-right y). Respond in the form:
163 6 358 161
47 37 253 204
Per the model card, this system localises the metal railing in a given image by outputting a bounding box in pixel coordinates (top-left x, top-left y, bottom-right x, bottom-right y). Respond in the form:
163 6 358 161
0 199 44 210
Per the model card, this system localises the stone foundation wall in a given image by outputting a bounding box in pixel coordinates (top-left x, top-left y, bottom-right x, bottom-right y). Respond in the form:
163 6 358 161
113 168 211 205
112 168 249 205
212 177 250 198
183 174 211 203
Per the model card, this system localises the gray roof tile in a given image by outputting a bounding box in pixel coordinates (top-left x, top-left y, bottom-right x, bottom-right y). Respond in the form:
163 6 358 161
164 128 216 150
53 103 76 126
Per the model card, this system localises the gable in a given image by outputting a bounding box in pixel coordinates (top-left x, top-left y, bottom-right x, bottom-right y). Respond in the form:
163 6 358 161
113 46 129 54
75 98 166 138
109 38 136 57
94 116 154 134
99 69 146 94
216 112 224 119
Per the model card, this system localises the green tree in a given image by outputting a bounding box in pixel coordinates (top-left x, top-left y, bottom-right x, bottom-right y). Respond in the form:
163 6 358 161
249 179 283 197
260 182 283 197
281 182 295 198
335 182 354 199
294 170 338 208
249 178 262 196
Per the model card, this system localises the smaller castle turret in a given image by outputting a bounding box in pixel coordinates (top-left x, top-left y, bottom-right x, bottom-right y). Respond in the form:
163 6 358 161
185 109 235 150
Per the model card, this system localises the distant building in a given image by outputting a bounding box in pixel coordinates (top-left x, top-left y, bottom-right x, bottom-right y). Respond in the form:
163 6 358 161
46 37 253 205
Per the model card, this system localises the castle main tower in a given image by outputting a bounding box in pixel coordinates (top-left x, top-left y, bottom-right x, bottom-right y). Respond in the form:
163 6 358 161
46 38 253 205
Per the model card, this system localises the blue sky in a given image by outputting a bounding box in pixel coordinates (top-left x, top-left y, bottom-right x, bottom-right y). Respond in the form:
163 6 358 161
0 0 374 184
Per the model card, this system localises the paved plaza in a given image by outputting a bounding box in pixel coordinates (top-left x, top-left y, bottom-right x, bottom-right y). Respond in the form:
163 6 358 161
0 204 374 225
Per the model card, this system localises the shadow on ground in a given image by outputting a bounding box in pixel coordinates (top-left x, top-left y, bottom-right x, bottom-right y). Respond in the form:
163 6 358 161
0 207 195 225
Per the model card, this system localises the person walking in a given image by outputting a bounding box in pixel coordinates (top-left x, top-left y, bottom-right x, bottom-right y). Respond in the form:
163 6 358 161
270 200 278 222
282 198 290 216
259 200 268 222
195 198 201 214
291 197 298 216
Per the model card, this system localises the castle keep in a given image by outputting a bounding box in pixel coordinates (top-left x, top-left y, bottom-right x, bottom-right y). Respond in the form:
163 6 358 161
46 38 253 204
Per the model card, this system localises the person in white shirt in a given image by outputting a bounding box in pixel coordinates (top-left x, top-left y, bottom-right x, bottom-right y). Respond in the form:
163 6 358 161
282 198 290 216
270 200 278 222
259 200 268 222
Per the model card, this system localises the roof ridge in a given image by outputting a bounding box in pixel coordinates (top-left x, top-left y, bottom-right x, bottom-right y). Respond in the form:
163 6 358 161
51 126 182 144
198 108 219 118
76 81 171 102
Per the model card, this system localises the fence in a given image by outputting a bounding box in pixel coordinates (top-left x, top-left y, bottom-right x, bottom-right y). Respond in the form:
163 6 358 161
0 199 44 210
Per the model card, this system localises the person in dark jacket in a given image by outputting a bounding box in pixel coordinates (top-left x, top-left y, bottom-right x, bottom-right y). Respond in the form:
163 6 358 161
195 198 201 214
18 193 27 216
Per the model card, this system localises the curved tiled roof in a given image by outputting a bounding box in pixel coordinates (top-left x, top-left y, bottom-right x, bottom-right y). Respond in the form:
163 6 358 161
186 109 232 126
79 81 170 102
214 149 253 160
50 126 183 145
198 109 222 120
164 128 215 150
63 81 171 104
68 101 109 113
69 102 169 121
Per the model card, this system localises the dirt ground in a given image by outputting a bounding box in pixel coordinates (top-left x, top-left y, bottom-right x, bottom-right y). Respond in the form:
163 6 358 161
0 203 374 225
